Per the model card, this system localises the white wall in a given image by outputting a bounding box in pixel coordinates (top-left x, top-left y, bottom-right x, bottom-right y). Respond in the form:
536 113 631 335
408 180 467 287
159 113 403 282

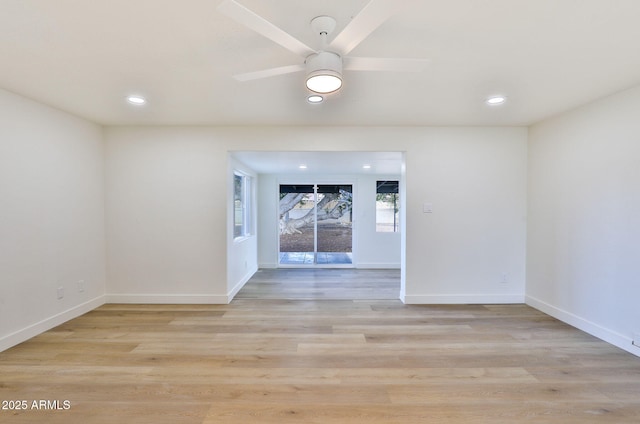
256 172 401 269
6 84 638 356
105 126 527 304
527 85 640 356
402 128 528 303
0 89 106 351
257 174 279 268
104 127 229 303
355 174 402 268
227 156 258 298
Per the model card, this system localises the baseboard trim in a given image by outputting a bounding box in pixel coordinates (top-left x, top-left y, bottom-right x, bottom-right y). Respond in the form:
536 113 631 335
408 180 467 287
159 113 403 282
227 266 258 302
356 263 401 269
526 295 639 357
105 294 229 304
404 293 525 304
258 263 401 269
0 295 106 352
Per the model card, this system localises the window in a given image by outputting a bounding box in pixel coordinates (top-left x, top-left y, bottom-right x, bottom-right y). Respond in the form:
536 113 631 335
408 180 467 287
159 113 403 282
376 180 399 232
233 172 252 238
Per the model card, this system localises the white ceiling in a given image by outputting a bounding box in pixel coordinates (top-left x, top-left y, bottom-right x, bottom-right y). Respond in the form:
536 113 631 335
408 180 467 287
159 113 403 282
232 151 403 175
2 0 640 127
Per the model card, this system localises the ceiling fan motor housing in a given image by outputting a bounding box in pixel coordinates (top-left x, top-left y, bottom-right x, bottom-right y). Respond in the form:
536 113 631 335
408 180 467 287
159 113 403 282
305 51 343 93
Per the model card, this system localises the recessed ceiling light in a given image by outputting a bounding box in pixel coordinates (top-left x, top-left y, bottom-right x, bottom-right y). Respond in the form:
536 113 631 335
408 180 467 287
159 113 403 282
486 96 506 105
307 95 323 103
299 164 307 169
126 95 147 105
362 164 372 169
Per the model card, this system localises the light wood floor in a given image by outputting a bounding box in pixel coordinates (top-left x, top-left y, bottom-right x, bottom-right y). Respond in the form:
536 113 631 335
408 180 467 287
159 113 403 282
1 289 640 422
236 268 401 300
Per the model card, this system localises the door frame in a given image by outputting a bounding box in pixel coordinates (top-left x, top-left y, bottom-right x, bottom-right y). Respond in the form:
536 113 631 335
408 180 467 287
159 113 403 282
277 178 357 268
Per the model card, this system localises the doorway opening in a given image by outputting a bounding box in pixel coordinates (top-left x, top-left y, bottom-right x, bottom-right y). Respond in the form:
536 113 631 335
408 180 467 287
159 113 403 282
279 184 353 266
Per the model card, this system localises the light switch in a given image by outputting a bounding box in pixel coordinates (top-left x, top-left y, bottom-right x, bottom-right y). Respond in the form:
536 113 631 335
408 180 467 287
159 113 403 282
423 202 433 213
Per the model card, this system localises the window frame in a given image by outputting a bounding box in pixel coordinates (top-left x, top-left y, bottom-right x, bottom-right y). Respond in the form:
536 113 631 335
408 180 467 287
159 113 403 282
375 180 400 233
233 171 252 240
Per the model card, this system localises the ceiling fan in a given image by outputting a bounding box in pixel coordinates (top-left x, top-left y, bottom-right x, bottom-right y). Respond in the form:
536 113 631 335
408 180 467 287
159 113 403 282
218 0 429 97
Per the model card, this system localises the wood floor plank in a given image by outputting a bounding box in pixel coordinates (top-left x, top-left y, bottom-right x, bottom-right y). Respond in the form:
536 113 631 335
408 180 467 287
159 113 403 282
1 269 639 423
202 402 640 424
235 268 401 300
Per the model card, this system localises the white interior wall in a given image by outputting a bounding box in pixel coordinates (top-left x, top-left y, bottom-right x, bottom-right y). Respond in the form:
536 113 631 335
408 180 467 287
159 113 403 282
355 174 402 269
256 172 402 269
104 127 229 303
0 89 106 351
5 83 639 357
527 85 640 356
257 174 279 268
227 156 258 298
399 154 407 300
104 126 528 305
402 128 528 303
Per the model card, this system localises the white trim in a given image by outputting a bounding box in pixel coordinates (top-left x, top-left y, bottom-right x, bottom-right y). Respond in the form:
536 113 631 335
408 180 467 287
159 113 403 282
105 294 229 304
227 266 258 302
233 171 253 240
526 295 640 357
277 263 354 269
404 294 525 304
356 263 401 269
233 235 252 243
0 295 106 352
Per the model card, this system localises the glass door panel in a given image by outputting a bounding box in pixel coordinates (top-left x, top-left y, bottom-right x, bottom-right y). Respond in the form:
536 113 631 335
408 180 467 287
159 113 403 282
279 185 315 265
316 185 352 264
278 184 353 266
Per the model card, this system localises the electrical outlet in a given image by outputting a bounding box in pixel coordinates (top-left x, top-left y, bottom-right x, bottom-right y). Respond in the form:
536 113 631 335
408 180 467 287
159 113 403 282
78 280 85 293
500 273 508 284
57 286 64 299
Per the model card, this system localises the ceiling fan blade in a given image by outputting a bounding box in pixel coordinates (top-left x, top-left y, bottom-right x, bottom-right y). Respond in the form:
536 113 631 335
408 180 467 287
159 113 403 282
218 0 316 57
343 57 429 72
329 0 405 55
233 64 305 82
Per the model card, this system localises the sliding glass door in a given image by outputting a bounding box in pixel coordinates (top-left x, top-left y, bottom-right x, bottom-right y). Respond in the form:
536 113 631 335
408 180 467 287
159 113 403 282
279 184 353 266
316 185 353 264
279 185 316 264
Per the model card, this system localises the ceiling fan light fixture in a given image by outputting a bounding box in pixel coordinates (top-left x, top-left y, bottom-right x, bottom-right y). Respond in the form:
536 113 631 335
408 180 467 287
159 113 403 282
305 51 343 94
306 72 342 94
219 2 431 102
